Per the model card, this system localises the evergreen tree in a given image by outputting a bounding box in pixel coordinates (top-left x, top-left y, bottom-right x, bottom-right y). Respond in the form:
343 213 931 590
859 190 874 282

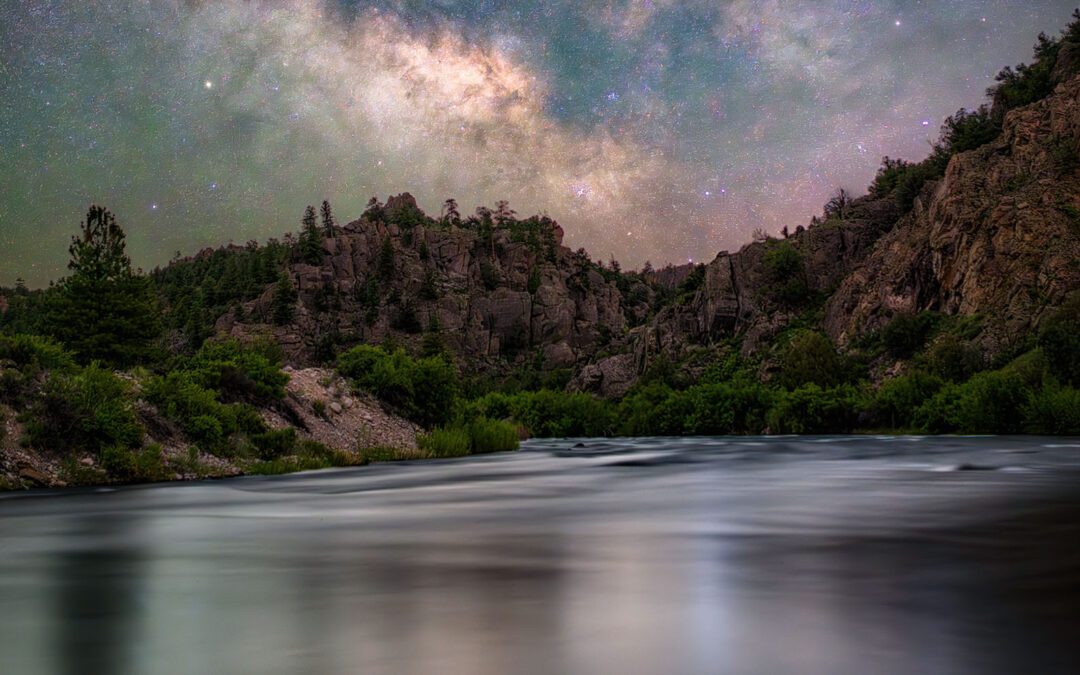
46 205 160 366
271 273 298 325
364 196 384 221
419 269 439 300
421 316 448 358
377 236 395 281
299 205 323 264
320 200 335 237
442 198 460 226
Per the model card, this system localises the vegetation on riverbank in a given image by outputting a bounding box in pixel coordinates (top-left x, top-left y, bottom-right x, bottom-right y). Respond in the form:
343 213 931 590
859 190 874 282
4 13 1080 490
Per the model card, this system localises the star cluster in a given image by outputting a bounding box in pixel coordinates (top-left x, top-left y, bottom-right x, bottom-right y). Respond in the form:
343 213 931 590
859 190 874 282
1 1 1077 285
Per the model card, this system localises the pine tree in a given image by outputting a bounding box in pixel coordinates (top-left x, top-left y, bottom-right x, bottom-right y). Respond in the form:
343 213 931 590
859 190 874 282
299 205 323 264
271 273 298 325
421 316 447 358
320 200 335 237
377 236 395 281
46 205 160 366
364 196 384 222
442 198 460 227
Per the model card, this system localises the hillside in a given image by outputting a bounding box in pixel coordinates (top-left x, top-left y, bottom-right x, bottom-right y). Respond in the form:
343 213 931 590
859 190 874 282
3 14 1080 489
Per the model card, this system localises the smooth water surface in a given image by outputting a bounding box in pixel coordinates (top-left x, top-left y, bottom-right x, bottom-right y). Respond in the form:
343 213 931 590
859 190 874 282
2 436 1080 674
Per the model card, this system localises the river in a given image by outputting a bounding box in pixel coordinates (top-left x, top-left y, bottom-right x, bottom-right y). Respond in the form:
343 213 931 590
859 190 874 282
1 436 1079 674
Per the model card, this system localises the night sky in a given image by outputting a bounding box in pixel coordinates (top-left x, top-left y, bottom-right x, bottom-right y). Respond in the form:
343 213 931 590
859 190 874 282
2 1 1078 286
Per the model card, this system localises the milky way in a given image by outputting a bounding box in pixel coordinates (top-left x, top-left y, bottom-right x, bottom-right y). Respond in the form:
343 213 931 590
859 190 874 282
1 1 1077 285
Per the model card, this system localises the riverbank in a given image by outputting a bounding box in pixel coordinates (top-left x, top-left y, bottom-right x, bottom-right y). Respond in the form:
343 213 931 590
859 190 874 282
0 365 422 490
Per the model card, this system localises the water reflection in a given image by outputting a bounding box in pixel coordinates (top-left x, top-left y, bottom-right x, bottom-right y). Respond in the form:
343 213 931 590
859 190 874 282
54 514 143 675
0 437 1078 674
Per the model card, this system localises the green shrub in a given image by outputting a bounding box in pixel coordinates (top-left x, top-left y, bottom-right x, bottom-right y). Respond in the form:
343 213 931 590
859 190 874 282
1024 384 1080 434
925 334 984 382
468 417 520 453
100 444 170 482
100 445 137 480
873 371 944 430
684 381 773 435
0 333 77 373
469 389 613 437
618 381 688 435
251 427 297 460
181 338 289 401
417 426 472 458
337 345 458 427
766 384 863 434
134 444 170 481
26 363 144 455
763 243 808 306
1002 348 1050 388
776 331 844 389
1039 294 1080 385
881 312 938 359
953 371 1028 434
143 370 269 454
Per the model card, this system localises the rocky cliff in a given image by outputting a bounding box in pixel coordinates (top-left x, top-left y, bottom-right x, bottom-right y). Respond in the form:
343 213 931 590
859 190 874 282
215 194 658 382
192 69 1080 398
823 72 1080 354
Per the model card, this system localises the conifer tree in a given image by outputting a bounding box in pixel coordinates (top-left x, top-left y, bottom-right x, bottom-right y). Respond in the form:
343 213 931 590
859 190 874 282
377 236 395 281
299 205 323 264
320 200 335 237
271 273 298 325
442 198 460 226
421 315 447 358
46 205 160 366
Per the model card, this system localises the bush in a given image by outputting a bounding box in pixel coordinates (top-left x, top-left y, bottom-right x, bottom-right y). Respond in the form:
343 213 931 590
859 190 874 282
1039 294 1080 385
881 312 937 359
337 345 458 427
766 384 863 434
143 370 269 454
617 381 688 435
763 243 808 306
181 338 289 401
26 363 144 455
911 370 1028 435
100 445 137 479
469 390 613 437
0 333 76 373
776 331 844 389
685 381 773 435
948 371 1028 434
467 417 520 453
418 417 520 458
417 426 472 458
925 334 983 382
251 427 297 460
189 414 224 448
873 371 944 430
1024 384 1080 434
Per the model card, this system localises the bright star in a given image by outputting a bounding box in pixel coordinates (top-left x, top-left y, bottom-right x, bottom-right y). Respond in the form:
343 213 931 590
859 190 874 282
204 80 212 89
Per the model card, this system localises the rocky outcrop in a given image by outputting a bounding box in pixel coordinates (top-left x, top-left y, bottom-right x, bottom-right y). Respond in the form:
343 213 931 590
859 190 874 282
824 73 1080 355
570 353 639 399
199 72 1080 394
263 367 419 451
218 202 655 378
651 194 897 356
